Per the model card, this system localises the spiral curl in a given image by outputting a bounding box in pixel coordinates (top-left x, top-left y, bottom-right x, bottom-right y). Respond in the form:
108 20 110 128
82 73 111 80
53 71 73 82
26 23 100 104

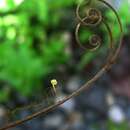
75 0 122 51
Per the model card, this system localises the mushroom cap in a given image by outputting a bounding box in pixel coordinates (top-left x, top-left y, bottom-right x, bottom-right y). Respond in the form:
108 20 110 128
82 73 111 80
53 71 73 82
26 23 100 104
51 79 58 85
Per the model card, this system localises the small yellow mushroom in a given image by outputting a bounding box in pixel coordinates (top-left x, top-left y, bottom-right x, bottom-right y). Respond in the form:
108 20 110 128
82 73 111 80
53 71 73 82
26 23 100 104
50 79 58 94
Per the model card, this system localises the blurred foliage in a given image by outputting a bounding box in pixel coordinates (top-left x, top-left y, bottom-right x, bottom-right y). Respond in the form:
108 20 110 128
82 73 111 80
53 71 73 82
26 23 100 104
93 120 129 130
107 120 129 130
0 0 72 102
105 0 129 38
0 0 129 102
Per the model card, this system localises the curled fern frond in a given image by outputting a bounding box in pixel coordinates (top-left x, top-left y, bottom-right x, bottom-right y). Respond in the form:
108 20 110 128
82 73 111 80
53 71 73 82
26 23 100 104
0 0 123 130
75 0 122 51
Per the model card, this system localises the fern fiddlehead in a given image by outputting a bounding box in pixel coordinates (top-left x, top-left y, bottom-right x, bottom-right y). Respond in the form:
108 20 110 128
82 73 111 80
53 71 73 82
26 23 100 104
0 0 123 130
